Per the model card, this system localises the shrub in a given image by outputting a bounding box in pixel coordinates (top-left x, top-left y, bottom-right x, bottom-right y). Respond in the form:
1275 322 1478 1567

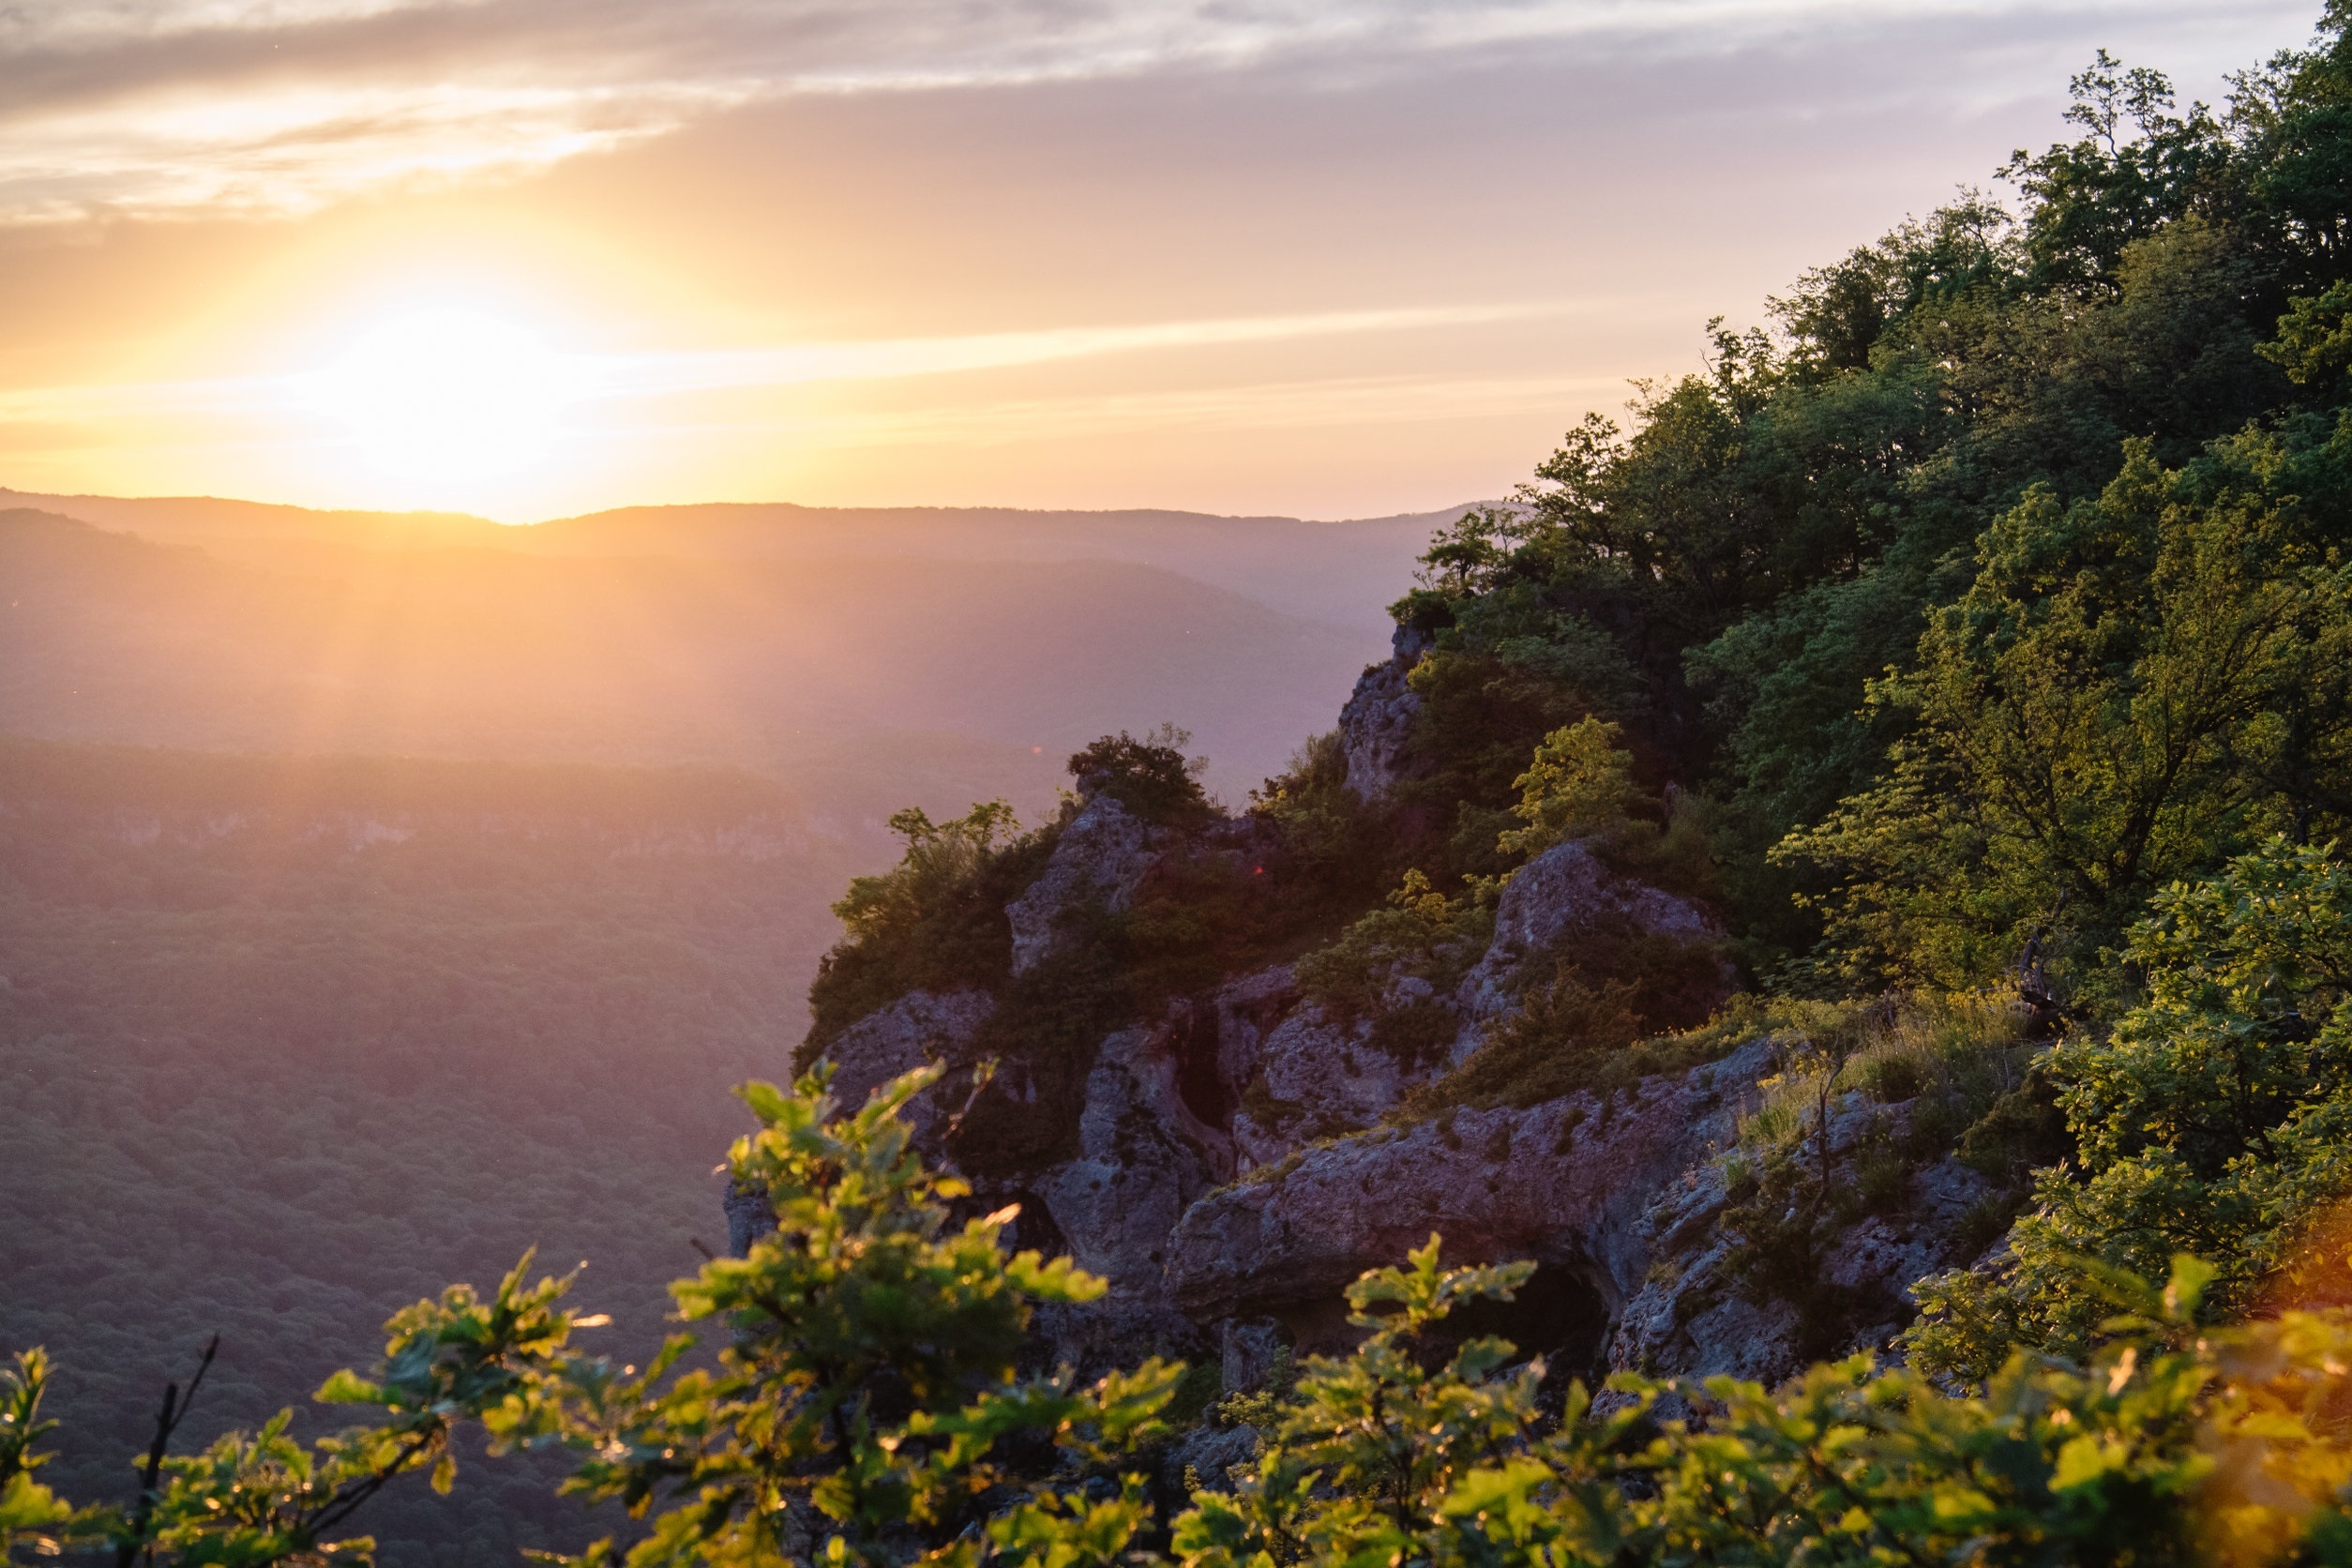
29 1069 2352 1568
1068 726 1214 827
1907 838 2352 1381
1293 870 1494 1025
802 800 1038 1052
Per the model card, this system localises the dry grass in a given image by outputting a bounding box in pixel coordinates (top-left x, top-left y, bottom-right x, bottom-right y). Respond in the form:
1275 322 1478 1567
1733 991 2028 1155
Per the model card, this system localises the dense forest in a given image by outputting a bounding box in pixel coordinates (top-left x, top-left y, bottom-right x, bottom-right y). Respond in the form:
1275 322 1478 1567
0 741 862 1563
15 8 2352 1566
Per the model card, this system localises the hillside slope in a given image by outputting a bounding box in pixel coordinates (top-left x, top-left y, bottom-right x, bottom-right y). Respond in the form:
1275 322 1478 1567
0 490 1465 636
0 507 1379 807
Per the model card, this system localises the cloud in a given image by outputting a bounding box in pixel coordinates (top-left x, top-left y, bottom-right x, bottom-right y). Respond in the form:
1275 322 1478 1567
0 298 1622 427
0 0 2313 223
596 302 1618 397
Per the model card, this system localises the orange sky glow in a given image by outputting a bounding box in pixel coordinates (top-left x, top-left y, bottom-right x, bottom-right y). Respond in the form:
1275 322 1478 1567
0 0 2320 521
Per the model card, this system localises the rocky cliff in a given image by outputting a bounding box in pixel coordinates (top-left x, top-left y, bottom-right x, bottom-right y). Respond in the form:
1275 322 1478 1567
774 636 1999 1396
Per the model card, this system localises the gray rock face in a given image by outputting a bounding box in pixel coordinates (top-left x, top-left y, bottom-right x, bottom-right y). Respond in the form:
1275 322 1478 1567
1166 1041 1778 1333
733 988 993 1259
1164 1422 1261 1496
1021 1019 1230 1375
821 988 997 1144
1202 965 1299 1104
1606 1096 2001 1389
1337 626 1433 801
774 750 1983 1396
1006 798 1157 974
1455 838 1722 1038
724 1182 776 1258
1042 1027 1222 1288
1233 1003 1421 1168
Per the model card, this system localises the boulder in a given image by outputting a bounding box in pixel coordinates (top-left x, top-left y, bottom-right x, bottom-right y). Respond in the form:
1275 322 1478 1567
1006 797 1157 974
1606 1096 2002 1388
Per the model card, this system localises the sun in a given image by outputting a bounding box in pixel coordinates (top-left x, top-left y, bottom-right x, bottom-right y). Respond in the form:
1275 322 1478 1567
314 308 578 490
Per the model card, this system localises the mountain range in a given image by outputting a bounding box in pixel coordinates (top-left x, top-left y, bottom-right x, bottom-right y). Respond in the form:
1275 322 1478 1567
0 491 1470 820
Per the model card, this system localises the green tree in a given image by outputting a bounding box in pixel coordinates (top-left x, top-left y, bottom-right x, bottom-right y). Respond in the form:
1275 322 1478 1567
1494 717 1648 861
1780 439 2352 991
805 801 1030 1049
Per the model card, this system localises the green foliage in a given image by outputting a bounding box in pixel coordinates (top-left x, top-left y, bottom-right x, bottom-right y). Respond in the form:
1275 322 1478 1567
1372 13 2352 980
807 802 1039 1052
35 19 2352 1566
542 1065 1182 1568
1181 1242 2352 1568
832 803 1021 946
1493 717 1647 861
1779 438 2352 991
1173 1239 1570 1568
1907 838 2352 1380
1705 994 2035 1349
0 1350 82 1560
36 1048 2352 1567
1399 933 1730 1117
1066 727 1212 828
1292 871 1493 1031
1287 708 1727 1115
121 1261 590 1568
10 1069 1182 1568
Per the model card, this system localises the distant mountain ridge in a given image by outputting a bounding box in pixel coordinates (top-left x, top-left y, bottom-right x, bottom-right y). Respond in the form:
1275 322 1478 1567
0 489 1476 635
0 504 1412 812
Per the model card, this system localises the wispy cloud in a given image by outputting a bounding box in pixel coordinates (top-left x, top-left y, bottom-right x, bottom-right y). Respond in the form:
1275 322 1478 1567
598 302 1598 397
0 298 1611 430
0 0 2309 223
643 371 1639 452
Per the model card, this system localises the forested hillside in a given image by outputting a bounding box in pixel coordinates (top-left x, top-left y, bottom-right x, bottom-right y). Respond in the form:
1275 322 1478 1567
0 742 863 1564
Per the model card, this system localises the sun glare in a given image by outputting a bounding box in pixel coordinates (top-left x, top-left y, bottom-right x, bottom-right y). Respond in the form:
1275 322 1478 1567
313 309 578 490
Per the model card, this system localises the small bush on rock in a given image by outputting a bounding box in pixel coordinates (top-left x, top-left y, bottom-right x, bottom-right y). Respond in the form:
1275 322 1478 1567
1069 726 1214 828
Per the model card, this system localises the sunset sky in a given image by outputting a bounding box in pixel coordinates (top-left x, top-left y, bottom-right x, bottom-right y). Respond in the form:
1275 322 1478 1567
0 0 2319 522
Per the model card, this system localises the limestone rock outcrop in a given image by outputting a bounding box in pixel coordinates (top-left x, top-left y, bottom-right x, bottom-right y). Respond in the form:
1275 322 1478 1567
1042 1026 1225 1287
821 987 997 1144
1006 797 1158 973
1455 837 1722 1037
1229 997 1418 1168
783 732 1985 1397
1336 626 1432 801
1606 1102 1998 1388
1165 1042 1777 1351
